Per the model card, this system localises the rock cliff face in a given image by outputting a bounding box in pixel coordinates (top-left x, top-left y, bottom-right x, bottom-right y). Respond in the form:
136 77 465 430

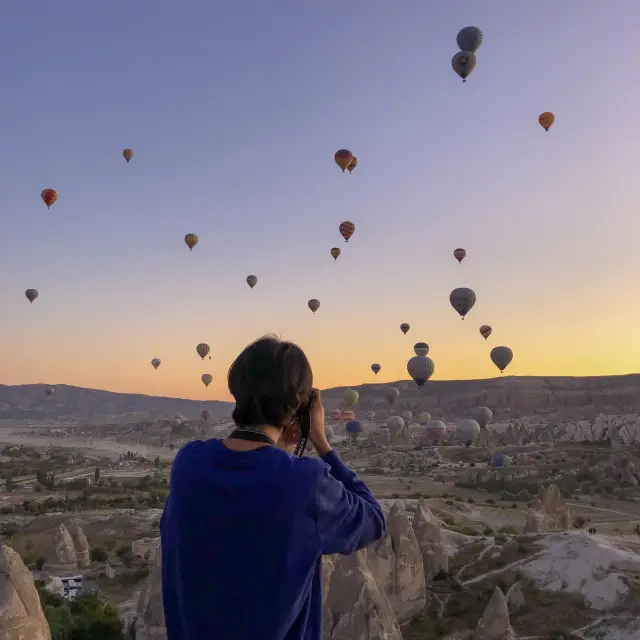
412 500 449 580
43 524 77 574
135 556 166 640
0 544 51 640
66 520 90 568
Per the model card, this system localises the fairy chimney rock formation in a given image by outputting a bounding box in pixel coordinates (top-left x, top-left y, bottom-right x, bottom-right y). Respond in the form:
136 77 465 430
67 520 90 568
135 556 166 640
0 544 52 640
412 500 449 579
505 581 525 614
44 524 77 574
475 586 518 640
322 550 403 640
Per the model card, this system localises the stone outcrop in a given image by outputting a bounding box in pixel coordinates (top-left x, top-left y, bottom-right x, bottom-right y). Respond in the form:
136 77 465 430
43 576 65 598
44 524 77 574
135 556 166 640
475 586 518 640
505 582 525 614
322 550 403 640
368 503 425 623
0 544 51 640
412 500 448 579
67 520 90 568
523 509 543 533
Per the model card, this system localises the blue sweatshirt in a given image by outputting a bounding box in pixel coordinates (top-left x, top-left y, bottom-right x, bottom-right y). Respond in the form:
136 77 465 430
160 438 386 640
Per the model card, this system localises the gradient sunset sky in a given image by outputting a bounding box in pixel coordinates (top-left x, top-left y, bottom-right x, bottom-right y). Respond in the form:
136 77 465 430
1 1 639 401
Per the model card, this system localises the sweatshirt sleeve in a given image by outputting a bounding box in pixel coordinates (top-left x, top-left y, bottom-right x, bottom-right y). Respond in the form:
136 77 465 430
314 449 387 555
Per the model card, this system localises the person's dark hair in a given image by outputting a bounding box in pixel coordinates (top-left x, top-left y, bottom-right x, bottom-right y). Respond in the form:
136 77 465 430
228 335 313 428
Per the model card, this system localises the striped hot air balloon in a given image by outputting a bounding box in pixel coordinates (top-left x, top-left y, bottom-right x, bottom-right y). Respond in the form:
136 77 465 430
339 221 355 242
41 189 58 209
334 149 354 172
479 325 492 340
454 248 466 263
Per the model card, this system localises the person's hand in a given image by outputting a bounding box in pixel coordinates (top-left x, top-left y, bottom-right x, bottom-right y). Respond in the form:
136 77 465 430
309 389 331 456
278 422 300 453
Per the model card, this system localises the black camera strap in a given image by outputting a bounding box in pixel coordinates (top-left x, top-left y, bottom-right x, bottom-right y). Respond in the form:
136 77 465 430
229 428 276 447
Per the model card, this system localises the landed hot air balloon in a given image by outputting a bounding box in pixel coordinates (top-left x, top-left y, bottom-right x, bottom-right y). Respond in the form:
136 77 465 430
45 386 55 397
341 410 356 422
196 343 210 359
414 342 429 357
456 418 480 445
490 346 513 373
335 149 354 172
325 425 335 441
25 289 38 303
400 323 410 335
246 275 258 289
41 189 58 209
343 389 359 408
407 355 435 387
339 221 355 242
308 299 320 314
123 148 134 163
538 112 555 132
456 26 483 53
387 415 404 435
408 423 424 438
401 411 413 424
385 387 400 405
201 409 211 422
419 411 431 424
330 247 341 260
479 325 492 340
346 419 363 441
452 51 477 82
371 363 381 375
151 358 161 370
491 453 513 468
201 374 213 388
425 419 446 445
449 287 476 319
472 406 493 429
454 248 466 263
184 234 198 251
347 157 358 174
330 408 342 421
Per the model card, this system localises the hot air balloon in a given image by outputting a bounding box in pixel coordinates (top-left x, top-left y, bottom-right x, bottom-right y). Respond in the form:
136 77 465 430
385 387 400 404
452 51 477 82
401 410 413 424
330 247 341 260
201 374 213 387
454 248 466 263
184 234 198 251
339 221 355 242
346 419 363 441
419 411 431 424
472 407 493 429
425 419 446 445
325 425 335 441
246 275 258 289
41 189 58 208
449 288 476 319
490 346 513 373
45 387 55 397
456 26 483 53
365 410 376 421
330 408 342 421
201 409 211 422
123 148 134 163
196 343 210 359
538 112 555 132
371 363 381 375
151 358 161 370
400 323 410 335
491 453 513 468
456 419 480 444
308 299 320 314
407 355 435 387
387 415 404 435
479 325 492 340
341 410 356 422
414 342 429 357
25 289 38 303
343 389 359 407
335 149 354 172
347 157 358 174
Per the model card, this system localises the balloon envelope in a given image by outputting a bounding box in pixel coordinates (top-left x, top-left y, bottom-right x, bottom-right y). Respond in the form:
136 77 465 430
41 189 58 208
45 387 55 396
347 157 358 174
184 234 198 250
371 363 381 375
539 112 555 131
246 275 258 289
151 358 161 370
419 411 431 424
330 247 341 260
452 51 477 81
449 288 476 319
335 149 354 171
123 148 134 162
343 389 359 407
490 346 513 373
339 221 355 242
454 248 466 263
407 355 435 387
401 411 413 423
25 289 38 303
196 343 210 359
346 419 363 433
456 419 481 444
385 387 400 404
472 407 493 428
308 299 320 313
387 415 404 435
479 325 492 340
456 26 483 53
201 374 213 387
414 342 429 357
400 323 410 335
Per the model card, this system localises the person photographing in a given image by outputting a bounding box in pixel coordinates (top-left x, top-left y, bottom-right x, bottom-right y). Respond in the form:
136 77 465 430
160 335 387 640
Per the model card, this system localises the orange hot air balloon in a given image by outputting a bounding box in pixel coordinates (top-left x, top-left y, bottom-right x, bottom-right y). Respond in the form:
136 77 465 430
538 112 555 132
454 248 466 263
41 189 58 209
339 221 355 242
334 149 354 172
347 157 358 174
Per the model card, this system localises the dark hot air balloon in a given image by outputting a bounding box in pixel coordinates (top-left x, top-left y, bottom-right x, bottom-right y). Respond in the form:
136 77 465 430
339 221 355 242
334 149 354 172
454 248 466 263
25 289 38 303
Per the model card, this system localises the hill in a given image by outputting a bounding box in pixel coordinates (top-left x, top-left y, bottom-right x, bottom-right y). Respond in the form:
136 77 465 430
0 384 232 423
321 373 640 420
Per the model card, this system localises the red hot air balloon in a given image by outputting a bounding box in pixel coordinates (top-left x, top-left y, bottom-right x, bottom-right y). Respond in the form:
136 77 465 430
453 248 466 263
41 189 58 209
334 149 354 172
339 221 355 242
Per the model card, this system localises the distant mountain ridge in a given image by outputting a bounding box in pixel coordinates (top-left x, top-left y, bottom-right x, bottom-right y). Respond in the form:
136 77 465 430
0 384 233 422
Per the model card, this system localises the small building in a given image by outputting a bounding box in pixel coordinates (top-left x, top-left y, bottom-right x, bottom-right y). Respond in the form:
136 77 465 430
132 537 160 563
58 574 84 601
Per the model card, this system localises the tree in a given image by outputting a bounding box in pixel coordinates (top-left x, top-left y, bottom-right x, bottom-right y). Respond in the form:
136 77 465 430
95 467 100 482
154 456 160 470
90 547 108 563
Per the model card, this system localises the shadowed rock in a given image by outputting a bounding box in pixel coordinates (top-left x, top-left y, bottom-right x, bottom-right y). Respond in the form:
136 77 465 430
505 581 525 614
412 500 449 580
67 520 90 568
475 586 518 640
44 524 77 574
135 555 166 640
